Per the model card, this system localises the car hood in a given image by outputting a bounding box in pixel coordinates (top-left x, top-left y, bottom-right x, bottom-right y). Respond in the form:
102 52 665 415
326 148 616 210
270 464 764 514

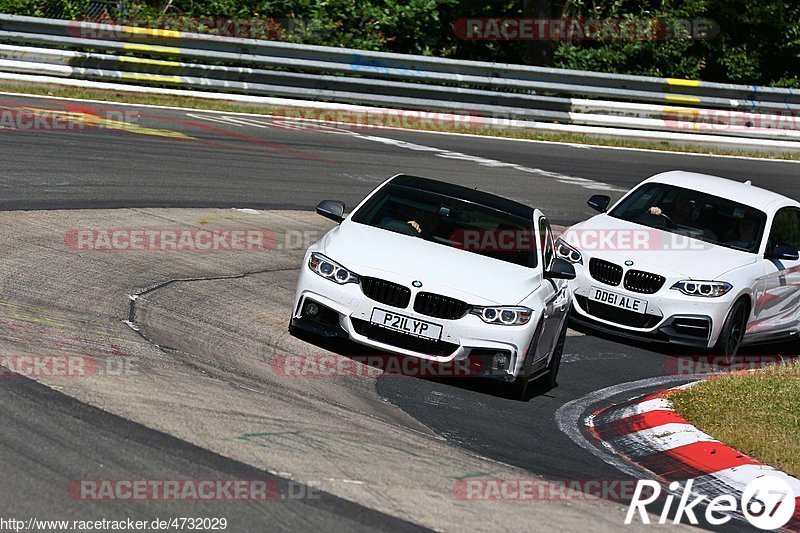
565 214 759 279
321 221 542 305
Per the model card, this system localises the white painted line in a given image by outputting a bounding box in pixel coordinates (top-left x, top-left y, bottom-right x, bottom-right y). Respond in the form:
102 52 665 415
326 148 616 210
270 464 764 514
594 397 674 425
209 115 273 129
670 381 702 391
555 375 700 480
347 132 626 192
183 113 241 126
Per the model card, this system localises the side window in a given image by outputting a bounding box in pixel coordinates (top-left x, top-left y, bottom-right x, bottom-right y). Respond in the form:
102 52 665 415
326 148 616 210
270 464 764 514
539 217 554 269
769 208 800 252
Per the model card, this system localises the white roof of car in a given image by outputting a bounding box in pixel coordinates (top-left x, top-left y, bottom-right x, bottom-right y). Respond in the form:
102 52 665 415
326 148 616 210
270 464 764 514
644 170 797 212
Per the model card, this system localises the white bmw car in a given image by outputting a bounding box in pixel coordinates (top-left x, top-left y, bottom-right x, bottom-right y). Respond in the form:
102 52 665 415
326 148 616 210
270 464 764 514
290 174 576 398
558 171 800 357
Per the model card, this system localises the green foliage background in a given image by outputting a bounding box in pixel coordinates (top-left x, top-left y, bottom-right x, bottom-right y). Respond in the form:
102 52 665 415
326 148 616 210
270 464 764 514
1 0 798 87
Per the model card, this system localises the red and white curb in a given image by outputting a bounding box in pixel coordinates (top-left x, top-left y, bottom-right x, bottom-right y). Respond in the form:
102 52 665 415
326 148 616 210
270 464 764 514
587 383 800 531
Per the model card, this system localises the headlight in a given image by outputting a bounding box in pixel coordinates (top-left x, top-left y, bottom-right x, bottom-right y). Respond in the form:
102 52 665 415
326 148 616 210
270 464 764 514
471 306 533 326
671 280 732 298
308 253 359 284
555 237 583 264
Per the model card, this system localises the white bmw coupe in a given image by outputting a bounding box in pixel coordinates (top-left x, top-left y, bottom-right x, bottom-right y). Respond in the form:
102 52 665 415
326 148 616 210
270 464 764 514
291 174 576 398
558 171 800 357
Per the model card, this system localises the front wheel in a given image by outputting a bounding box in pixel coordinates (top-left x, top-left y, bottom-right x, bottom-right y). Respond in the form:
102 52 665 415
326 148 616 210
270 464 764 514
540 319 568 391
507 373 530 401
712 298 748 361
505 318 545 401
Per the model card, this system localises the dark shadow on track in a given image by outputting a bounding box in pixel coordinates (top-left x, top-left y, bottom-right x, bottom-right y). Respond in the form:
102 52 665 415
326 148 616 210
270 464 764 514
288 327 556 402
569 319 799 371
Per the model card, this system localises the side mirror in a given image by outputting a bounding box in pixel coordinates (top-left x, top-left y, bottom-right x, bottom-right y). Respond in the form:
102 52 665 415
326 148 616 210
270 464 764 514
767 243 799 261
316 200 345 224
546 257 577 280
587 195 611 213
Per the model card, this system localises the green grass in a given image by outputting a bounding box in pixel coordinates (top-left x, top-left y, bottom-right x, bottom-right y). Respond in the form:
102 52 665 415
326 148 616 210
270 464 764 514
670 362 800 477
1 80 798 161
0 81 285 115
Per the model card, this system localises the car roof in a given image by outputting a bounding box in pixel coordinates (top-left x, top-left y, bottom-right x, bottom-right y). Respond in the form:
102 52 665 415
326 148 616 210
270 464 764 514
644 171 796 212
389 175 536 219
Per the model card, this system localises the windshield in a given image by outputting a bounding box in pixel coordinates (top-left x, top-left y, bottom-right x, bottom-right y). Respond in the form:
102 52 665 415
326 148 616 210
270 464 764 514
609 183 767 253
351 183 537 268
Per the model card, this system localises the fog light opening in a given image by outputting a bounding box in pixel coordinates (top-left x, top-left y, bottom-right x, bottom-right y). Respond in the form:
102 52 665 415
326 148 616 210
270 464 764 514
305 302 319 317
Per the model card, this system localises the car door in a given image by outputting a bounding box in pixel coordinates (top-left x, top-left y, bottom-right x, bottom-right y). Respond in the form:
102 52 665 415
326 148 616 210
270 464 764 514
752 207 800 335
535 217 569 362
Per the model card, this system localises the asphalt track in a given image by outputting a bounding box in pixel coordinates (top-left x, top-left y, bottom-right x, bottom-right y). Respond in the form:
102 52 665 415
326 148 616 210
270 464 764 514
1 93 798 220
0 373 424 532
1 93 798 532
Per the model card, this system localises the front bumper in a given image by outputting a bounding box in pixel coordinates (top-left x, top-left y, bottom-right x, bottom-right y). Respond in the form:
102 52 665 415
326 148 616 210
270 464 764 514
569 308 713 348
291 265 539 379
568 265 737 348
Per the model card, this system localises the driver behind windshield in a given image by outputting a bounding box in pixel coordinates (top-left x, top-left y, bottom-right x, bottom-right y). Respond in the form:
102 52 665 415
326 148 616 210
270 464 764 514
405 205 442 237
648 190 699 226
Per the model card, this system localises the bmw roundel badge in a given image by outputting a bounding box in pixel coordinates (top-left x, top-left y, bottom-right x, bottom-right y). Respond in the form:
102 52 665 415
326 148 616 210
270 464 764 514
412 280 423 288
625 260 634 266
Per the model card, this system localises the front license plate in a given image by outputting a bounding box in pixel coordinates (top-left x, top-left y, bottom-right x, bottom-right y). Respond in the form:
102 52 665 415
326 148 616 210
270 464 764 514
590 287 648 314
370 309 443 341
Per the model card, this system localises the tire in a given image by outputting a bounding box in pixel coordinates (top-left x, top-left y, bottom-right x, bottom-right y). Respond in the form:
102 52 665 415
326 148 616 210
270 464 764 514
712 298 748 361
288 321 311 340
540 319 568 391
505 318 545 401
507 373 530 401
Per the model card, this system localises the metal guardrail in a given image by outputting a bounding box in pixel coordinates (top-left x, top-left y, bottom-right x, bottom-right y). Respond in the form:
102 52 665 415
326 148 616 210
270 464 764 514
0 13 799 149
